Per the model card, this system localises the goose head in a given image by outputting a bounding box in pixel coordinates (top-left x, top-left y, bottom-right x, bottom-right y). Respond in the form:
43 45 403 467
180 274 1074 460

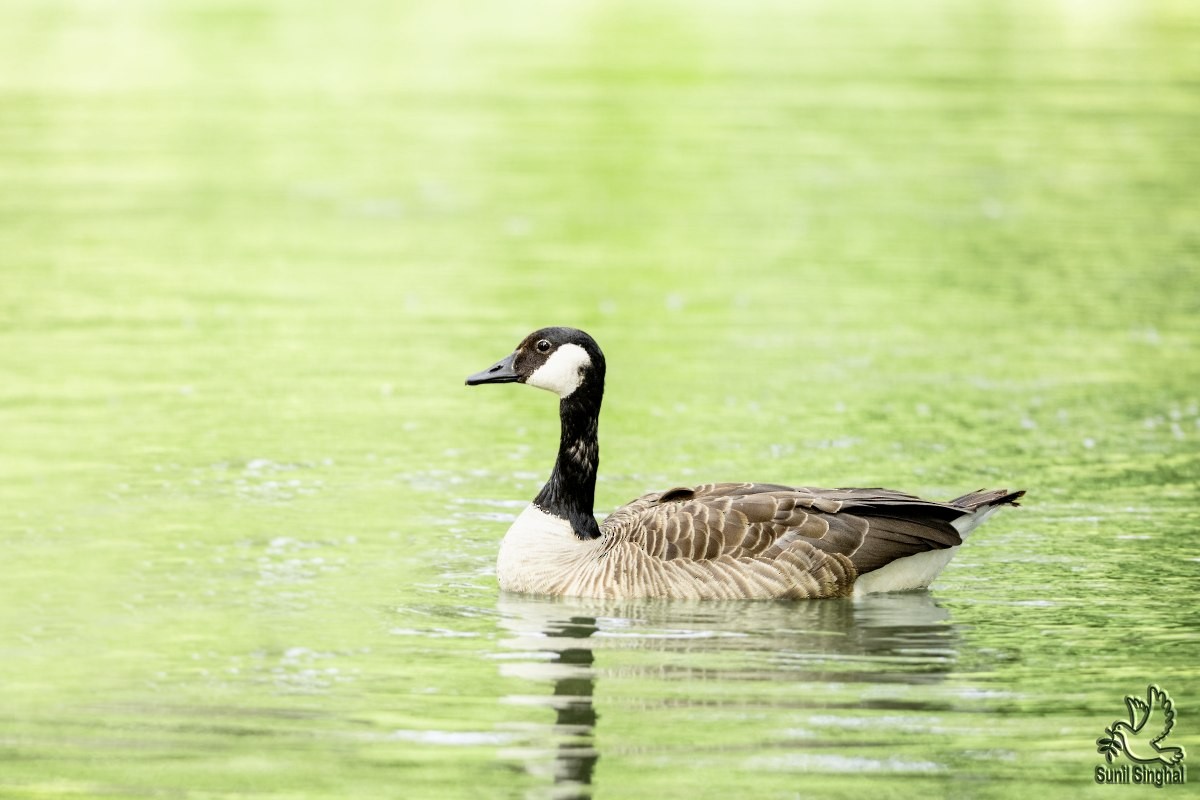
465 327 606 401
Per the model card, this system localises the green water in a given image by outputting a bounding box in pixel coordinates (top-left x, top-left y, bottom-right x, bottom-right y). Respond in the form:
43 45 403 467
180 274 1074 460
2 1 1198 797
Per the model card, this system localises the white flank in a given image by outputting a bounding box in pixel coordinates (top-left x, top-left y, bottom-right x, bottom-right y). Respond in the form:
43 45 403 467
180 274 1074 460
526 343 591 398
852 547 959 596
853 503 1003 596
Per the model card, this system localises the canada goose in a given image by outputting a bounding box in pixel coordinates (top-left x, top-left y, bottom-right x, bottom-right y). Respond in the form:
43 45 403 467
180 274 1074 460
466 327 1024 600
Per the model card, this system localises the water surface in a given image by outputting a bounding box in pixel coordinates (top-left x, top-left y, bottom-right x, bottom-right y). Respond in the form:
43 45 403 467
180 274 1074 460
2 1 1198 798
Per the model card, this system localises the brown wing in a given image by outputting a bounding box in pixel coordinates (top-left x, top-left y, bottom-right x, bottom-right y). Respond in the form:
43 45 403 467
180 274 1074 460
601 482 967 574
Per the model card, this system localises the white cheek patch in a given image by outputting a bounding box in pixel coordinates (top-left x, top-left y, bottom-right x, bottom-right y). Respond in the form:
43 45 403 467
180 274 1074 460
527 343 591 398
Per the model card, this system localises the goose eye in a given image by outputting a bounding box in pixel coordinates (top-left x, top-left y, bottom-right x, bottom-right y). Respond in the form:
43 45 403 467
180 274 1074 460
536 339 552 353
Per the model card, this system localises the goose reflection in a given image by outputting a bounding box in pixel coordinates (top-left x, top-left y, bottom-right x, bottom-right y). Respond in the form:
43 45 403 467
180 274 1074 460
497 601 599 798
545 615 598 788
496 591 962 795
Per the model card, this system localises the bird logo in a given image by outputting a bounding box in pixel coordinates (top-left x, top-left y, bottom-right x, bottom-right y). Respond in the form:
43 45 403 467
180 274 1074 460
1097 685 1186 766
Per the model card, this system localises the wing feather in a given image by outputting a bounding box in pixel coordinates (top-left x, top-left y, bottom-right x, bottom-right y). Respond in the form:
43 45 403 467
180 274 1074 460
603 482 969 575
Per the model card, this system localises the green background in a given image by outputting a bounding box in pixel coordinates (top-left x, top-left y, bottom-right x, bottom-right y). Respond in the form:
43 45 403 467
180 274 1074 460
2 1 1197 798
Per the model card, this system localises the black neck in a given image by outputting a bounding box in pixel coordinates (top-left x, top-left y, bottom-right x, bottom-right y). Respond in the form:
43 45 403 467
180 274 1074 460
534 391 602 540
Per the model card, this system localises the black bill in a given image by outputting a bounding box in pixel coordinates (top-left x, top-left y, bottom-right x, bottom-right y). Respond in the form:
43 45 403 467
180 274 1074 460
465 352 520 385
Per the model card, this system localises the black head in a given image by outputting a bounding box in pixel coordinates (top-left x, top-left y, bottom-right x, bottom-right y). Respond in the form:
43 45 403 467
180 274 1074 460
465 327 606 400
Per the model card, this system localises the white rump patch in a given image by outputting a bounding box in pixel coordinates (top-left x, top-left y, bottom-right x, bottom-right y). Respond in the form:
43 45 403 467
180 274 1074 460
852 547 959 596
854 503 1009 595
527 343 591 398
950 504 1003 537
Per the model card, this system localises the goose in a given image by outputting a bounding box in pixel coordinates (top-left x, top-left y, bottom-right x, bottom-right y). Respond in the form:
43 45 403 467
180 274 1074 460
466 327 1024 600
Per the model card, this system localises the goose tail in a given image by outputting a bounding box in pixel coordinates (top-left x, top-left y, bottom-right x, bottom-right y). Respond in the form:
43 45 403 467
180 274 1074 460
949 488 1025 510
852 487 1024 596
948 488 1025 537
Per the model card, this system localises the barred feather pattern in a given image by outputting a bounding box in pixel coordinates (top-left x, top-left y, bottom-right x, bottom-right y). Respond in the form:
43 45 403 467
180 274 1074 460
496 483 1022 600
